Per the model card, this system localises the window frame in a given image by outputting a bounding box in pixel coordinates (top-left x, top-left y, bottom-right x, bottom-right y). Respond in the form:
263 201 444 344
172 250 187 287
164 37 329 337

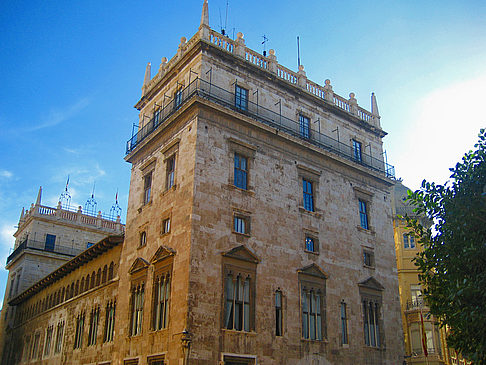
233 212 250 236
302 178 314 212
275 290 283 336
358 199 369 230
103 300 116 343
235 84 249 111
222 251 258 333
341 301 349 345
298 266 327 342
352 139 363 163
363 249 375 268
74 312 85 349
143 172 153 206
161 217 171 235
165 155 176 190
299 114 311 139
130 282 145 337
87 306 100 346
234 153 248 190
139 231 147 248
228 138 256 192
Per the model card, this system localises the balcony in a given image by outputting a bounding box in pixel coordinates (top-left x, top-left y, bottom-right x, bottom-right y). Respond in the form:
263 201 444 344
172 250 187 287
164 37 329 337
406 298 427 311
126 78 395 178
6 239 84 265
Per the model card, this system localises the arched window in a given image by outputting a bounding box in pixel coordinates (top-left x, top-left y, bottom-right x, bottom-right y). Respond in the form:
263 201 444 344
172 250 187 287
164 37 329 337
90 271 96 289
139 231 147 247
108 262 114 280
85 275 90 291
80 278 85 293
75 280 79 296
61 287 65 302
102 265 107 284
96 268 101 286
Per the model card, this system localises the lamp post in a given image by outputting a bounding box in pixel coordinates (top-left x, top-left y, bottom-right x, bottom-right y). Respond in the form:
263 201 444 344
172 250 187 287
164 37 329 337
181 328 192 365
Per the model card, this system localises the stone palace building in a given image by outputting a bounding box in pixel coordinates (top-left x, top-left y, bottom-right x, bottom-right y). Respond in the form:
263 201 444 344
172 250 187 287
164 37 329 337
0 1 404 364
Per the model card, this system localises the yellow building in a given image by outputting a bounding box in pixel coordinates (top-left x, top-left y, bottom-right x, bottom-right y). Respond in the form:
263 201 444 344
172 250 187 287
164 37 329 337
392 181 449 365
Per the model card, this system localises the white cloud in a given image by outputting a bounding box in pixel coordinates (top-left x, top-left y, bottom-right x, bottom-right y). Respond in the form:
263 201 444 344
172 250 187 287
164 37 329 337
0 170 13 179
27 97 91 132
0 222 16 262
395 73 486 189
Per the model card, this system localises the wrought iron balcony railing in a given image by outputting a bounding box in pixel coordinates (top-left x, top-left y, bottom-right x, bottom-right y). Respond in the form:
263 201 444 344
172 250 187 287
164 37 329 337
6 239 84 265
126 78 395 178
406 298 427 310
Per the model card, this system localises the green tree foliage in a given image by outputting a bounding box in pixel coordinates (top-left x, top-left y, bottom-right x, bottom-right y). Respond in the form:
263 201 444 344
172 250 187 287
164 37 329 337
406 129 486 364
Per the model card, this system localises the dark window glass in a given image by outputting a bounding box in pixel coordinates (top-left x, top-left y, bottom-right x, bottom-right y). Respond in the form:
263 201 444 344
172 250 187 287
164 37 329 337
341 302 348 344
363 251 373 267
235 85 249 111
275 290 283 336
224 274 250 331
305 237 315 252
303 179 314 212
299 115 310 139
352 139 362 162
174 89 183 109
166 156 175 189
144 173 152 205
234 154 248 190
359 200 369 229
45 234 56 252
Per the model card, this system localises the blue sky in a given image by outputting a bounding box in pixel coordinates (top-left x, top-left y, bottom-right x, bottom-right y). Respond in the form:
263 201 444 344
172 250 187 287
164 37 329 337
0 0 485 303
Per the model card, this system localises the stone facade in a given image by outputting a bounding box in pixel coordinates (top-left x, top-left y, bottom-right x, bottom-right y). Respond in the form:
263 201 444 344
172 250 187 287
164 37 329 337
1 1 404 364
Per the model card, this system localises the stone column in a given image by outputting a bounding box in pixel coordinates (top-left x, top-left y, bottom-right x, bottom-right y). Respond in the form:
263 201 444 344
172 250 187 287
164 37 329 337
235 32 246 58
349 93 358 116
297 65 307 88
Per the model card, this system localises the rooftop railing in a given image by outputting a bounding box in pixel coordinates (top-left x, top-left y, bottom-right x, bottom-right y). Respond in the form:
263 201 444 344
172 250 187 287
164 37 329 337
19 204 125 237
127 78 395 178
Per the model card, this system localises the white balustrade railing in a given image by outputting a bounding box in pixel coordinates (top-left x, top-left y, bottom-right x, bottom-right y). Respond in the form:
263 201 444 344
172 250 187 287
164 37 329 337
306 80 326 100
276 65 298 84
333 95 350 112
209 31 234 53
245 49 267 69
357 107 373 122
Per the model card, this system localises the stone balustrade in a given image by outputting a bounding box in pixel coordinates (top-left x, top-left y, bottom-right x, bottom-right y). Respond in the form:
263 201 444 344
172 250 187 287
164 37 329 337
21 204 124 233
142 26 379 127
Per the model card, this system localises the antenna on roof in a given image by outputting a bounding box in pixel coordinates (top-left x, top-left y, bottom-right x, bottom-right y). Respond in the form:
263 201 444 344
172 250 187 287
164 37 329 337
224 0 229 32
297 36 301 67
262 35 268 57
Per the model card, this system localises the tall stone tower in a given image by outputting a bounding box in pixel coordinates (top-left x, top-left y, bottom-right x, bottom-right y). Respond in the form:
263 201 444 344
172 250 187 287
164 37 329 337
116 1 403 363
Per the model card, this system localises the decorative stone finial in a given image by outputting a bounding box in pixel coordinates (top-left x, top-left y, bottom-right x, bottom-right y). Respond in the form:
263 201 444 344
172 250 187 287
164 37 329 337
180 36 187 44
349 92 356 100
200 0 209 27
159 57 168 74
325 79 331 86
161 57 168 63
237 32 244 40
143 62 151 87
269 49 275 56
19 207 25 222
35 186 42 206
371 92 380 117
298 64 305 72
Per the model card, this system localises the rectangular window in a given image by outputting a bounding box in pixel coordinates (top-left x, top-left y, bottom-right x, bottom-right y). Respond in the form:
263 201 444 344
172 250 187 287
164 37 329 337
153 273 171 330
235 85 249 111
87 306 100 346
363 300 380 347
45 234 56 252
352 139 362 162
161 218 171 235
31 332 40 360
299 115 310 139
224 274 251 331
359 199 369 229
44 325 53 356
275 290 283 336
130 284 144 336
234 153 248 190
301 288 322 340
143 173 152 205
54 321 64 354
363 250 374 267
103 300 116 343
233 215 249 235
166 156 175 189
174 88 183 109
305 236 315 252
341 302 348 345
403 233 409 248
303 179 314 212
74 312 85 349
410 285 422 307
